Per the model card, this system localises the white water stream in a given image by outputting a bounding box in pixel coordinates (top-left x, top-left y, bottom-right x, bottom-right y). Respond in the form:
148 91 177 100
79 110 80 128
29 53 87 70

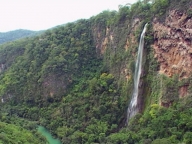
127 23 148 124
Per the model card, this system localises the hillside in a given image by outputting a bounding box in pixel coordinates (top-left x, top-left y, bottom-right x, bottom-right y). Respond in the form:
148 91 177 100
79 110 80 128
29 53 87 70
0 29 42 44
0 0 192 143
0 121 46 143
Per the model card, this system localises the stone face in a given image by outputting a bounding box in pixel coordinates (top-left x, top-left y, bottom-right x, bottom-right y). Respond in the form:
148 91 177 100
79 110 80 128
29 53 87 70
93 26 114 55
153 10 192 79
0 64 5 73
124 19 141 51
42 74 68 98
179 84 189 98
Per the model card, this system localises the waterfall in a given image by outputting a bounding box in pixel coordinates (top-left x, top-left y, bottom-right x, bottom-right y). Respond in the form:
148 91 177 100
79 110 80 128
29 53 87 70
127 23 148 124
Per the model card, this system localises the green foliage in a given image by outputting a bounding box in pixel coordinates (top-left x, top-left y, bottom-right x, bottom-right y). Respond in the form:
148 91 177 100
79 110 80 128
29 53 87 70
116 6 130 23
0 19 99 102
183 132 192 144
0 0 191 144
151 138 171 144
187 9 192 18
91 10 117 27
0 29 41 44
106 97 192 143
151 0 170 16
0 121 46 144
161 75 179 103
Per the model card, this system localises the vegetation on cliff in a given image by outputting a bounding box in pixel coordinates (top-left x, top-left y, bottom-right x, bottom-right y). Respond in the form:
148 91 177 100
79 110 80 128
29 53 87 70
0 0 192 143
0 29 42 44
0 121 46 143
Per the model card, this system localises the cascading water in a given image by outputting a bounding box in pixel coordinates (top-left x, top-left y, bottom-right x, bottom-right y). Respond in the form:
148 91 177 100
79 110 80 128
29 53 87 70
127 23 148 124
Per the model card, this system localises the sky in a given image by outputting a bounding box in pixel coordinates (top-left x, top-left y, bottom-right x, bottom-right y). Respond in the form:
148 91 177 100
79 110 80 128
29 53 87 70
0 0 138 32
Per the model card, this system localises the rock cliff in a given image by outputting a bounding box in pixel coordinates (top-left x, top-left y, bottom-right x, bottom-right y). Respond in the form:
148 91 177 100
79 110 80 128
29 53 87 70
153 9 192 79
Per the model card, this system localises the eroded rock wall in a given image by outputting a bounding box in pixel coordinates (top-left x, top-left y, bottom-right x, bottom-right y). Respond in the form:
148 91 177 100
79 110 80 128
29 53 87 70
153 10 192 79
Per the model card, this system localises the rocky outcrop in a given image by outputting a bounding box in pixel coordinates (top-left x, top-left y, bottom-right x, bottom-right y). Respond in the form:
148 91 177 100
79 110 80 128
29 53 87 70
93 26 114 55
153 10 192 79
179 84 189 98
0 64 5 73
42 75 69 99
124 18 140 51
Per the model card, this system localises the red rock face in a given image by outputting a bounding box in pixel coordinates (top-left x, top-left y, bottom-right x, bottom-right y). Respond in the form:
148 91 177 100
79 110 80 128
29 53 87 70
93 26 114 55
179 84 189 98
153 10 192 79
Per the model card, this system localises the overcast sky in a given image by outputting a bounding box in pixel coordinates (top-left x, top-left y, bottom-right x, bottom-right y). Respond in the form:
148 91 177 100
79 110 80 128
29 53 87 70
0 0 138 32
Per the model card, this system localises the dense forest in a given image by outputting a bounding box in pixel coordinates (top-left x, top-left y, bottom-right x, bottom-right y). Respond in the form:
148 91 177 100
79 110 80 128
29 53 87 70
0 0 192 143
0 29 42 44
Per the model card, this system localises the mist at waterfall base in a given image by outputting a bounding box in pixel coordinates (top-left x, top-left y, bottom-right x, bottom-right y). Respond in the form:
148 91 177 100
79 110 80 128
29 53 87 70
126 23 148 124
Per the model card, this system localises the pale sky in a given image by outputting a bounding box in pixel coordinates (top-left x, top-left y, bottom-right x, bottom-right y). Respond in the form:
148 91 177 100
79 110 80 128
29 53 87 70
0 0 137 32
